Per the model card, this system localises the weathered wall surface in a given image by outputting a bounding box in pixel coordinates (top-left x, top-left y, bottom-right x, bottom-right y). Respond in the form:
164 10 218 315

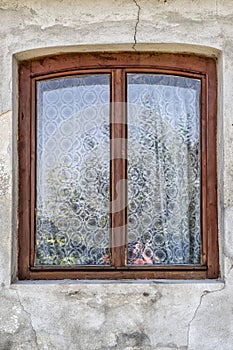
0 0 233 349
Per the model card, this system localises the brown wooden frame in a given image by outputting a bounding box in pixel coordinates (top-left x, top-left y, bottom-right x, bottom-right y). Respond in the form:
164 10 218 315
18 52 218 280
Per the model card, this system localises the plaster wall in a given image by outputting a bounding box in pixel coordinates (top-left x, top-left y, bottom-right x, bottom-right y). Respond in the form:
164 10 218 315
0 0 233 349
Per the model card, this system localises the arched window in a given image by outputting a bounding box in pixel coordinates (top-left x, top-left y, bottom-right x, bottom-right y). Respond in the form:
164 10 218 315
18 52 218 279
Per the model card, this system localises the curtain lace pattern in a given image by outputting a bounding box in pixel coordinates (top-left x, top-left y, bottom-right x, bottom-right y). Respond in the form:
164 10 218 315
127 74 201 265
35 73 201 266
36 75 110 265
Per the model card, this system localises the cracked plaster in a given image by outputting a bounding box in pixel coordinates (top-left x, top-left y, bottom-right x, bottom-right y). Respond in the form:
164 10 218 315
0 0 233 349
186 284 226 349
132 0 141 50
5 283 225 350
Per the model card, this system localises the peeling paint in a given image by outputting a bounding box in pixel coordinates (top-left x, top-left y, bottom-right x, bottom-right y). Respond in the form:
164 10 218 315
0 160 10 196
0 110 11 120
155 343 187 350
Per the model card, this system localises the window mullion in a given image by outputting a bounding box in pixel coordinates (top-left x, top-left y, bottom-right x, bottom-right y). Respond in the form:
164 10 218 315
110 69 127 267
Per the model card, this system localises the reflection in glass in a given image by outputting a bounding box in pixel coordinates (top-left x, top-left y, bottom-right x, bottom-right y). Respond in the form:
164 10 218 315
127 74 201 265
36 75 110 266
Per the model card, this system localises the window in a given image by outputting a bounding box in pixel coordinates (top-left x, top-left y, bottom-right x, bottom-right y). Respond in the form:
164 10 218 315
18 52 218 279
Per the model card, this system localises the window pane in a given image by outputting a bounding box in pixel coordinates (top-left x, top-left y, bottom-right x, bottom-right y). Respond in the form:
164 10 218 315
36 75 110 266
127 74 201 265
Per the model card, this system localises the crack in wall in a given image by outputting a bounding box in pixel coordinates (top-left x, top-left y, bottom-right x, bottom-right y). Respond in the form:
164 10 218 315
132 0 141 51
186 283 226 349
15 290 39 349
228 264 233 275
224 256 233 277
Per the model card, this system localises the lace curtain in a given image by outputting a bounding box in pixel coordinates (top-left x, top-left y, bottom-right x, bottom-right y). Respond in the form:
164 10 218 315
36 75 111 265
127 74 201 265
36 73 201 266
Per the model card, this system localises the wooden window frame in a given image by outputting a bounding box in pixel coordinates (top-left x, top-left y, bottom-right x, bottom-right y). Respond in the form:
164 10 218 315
18 52 219 280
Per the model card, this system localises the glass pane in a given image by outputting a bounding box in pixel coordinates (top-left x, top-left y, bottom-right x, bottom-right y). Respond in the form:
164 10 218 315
127 74 201 265
36 75 110 266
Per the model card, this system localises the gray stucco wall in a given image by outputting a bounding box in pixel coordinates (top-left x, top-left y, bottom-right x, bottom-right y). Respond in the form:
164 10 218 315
0 0 233 349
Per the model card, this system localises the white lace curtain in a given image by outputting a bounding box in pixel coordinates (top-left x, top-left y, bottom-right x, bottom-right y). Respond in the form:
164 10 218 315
127 74 201 265
36 73 201 266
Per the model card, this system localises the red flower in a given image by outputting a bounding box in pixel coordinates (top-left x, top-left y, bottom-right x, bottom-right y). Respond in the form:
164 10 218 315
134 258 145 265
